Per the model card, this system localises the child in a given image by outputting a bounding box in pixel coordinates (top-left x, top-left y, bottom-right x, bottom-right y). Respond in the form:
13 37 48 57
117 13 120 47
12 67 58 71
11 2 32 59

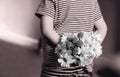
36 0 107 76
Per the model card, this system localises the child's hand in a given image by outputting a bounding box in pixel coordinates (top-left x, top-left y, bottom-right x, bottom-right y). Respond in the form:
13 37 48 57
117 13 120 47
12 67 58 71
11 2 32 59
86 63 94 72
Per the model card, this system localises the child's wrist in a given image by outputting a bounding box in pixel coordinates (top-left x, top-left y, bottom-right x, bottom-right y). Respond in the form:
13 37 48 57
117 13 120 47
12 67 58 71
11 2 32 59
57 34 62 44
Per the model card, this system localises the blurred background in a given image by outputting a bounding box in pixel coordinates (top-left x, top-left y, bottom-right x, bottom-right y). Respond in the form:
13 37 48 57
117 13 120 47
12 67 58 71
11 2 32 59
0 0 120 77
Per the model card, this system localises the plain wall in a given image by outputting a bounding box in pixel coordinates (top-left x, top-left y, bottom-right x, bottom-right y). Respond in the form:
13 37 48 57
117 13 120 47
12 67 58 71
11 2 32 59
0 0 41 39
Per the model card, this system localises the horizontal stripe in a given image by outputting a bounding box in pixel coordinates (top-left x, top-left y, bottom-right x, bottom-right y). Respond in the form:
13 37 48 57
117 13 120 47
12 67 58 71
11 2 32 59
41 66 91 77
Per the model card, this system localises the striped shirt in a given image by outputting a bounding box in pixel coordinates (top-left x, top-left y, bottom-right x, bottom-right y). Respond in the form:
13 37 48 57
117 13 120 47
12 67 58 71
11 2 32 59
36 0 103 76
36 0 103 34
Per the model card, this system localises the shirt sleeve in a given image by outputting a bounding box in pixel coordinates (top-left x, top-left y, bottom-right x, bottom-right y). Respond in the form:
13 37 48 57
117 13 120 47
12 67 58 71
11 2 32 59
36 0 55 19
94 0 103 22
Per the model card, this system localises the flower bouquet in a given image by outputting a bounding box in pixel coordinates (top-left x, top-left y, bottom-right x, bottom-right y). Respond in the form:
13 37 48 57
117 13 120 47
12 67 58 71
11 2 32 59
55 31 102 67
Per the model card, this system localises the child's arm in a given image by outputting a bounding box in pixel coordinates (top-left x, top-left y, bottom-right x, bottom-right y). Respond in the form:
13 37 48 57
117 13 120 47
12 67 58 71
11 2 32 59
94 0 108 43
95 18 108 43
41 15 60 45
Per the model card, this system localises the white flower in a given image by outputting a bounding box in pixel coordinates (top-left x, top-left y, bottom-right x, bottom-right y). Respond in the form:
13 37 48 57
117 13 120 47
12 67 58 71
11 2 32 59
58 54 76 67
80 54 94 66
58 58 64 63
77 47 82 54
73 33 78 37
58 58 70 67
61 35 67 42
94 31 102 42
64 33 72 37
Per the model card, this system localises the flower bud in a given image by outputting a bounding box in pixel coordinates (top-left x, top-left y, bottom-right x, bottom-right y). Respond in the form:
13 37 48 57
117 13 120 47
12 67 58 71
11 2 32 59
78 32 83 38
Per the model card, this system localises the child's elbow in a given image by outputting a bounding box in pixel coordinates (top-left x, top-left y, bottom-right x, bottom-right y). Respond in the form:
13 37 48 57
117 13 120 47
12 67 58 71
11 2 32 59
95 18 108 33
42 28 49 36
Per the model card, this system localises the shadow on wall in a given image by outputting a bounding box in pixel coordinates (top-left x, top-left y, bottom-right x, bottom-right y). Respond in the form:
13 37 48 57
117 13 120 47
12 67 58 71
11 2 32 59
93 54 120 77
97 67 120 77
95 0 120 76
0 40 42 77
99 0 119 55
